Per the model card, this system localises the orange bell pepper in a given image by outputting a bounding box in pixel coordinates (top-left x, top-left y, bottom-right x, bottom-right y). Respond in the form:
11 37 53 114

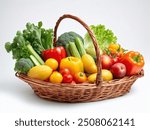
121 51 144 76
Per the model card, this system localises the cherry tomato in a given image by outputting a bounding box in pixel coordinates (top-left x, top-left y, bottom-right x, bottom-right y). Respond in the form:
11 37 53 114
60 68 70 75
74 72 87 83
112 57 120 64
62 74 73 83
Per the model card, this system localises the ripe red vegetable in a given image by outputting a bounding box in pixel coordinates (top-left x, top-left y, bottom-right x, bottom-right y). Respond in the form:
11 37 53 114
60 68 70 75
121 51 144 76
42 46 66 63
62 74 73 83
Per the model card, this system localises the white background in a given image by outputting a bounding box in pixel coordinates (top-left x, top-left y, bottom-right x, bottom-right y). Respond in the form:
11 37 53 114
0 0 150 129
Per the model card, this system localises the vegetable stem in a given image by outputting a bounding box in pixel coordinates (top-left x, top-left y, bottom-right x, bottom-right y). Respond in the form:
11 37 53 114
27 44 44 65
30 55 40 66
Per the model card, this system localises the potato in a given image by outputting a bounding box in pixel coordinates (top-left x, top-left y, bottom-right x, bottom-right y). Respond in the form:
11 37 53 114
27 65 52 80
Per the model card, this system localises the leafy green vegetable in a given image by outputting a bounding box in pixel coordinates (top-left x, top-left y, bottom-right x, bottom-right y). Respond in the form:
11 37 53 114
56 31 84 48
14 58 34 74
84 24 117 57
5 31 44 65
23 22 53 55
5 21 54 73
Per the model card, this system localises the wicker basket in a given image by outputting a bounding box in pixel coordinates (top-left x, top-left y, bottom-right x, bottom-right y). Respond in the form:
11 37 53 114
15 14 144 103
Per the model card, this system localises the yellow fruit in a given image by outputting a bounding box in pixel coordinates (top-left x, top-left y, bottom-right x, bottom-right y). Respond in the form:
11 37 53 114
49 71 63 83
88 69 113 83
27 65 52 80
88 73 97 83
45 58 58 70
82 54 97 74
102 69 113 81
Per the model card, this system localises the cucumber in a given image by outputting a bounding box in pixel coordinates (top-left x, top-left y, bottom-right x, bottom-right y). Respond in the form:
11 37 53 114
69 42 81 58
75 37 86 56
65 44 71 56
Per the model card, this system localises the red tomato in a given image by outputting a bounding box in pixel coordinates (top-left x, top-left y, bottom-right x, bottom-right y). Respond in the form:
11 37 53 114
112 57 120 65
62 74 73 83
60 68 70 75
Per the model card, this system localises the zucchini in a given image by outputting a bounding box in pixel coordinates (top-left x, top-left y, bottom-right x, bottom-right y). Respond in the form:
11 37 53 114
75 37 86 56
69 42 81 58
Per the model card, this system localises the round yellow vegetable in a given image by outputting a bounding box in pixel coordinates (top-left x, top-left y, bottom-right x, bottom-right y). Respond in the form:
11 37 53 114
88 73 97 83
102 69 113 81
45 58 58 70
88 69 113 83
27 65 52 80
49 71 63 83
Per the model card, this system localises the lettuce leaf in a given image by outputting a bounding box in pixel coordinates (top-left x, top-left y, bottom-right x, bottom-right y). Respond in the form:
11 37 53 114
84 24 117 57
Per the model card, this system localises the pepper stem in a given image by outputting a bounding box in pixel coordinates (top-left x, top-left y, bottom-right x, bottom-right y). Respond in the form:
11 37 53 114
132 55 141 63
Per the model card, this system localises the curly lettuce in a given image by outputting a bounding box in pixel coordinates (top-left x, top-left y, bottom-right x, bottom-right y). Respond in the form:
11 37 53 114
84 24 117 57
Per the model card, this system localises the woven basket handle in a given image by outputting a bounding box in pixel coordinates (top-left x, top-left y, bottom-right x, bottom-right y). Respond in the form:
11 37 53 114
53 14 102 86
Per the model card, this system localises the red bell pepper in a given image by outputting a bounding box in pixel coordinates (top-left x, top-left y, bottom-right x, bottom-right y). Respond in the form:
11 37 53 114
121 51 144 76
42 46 66 63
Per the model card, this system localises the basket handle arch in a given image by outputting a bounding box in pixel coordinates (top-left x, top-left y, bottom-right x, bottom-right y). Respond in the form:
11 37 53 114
53 14 102 86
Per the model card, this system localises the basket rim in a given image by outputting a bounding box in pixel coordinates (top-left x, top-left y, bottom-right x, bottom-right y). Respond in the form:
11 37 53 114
15 70 144 89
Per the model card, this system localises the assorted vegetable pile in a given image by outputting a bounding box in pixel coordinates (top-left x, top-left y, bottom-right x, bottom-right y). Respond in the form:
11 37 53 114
5 22 145 84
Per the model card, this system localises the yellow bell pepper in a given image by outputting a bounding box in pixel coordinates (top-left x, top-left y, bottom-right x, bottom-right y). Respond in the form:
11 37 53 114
60 57 84 76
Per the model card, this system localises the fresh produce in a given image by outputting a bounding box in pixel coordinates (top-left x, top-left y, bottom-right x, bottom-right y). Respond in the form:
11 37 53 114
5 33 44 66
104 43 125 65
22 22 53 55
62 74 73 83
102 69 113 81
74 72 87 83
75 37 86 56
69 42 81 58
84 24 117 58
60 57 84 76
64 37 86 58
5 20 145 84
56 31 84 48
14 58 34 74
27 65 52 80
82 54 97 74
60 68 71 76
5 22 54 71
121 51 144 76
101 54 113 69
60 68 73 83
110 63 126 78
65 44 71 56
49 71 63 83
88 73 97 83
108 43 121 54
45 58 58 70
88 70 113 83
111 56 120 65
42 46 66 63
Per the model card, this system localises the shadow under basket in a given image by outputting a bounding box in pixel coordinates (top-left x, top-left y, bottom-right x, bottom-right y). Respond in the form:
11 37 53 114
16 14 144 103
